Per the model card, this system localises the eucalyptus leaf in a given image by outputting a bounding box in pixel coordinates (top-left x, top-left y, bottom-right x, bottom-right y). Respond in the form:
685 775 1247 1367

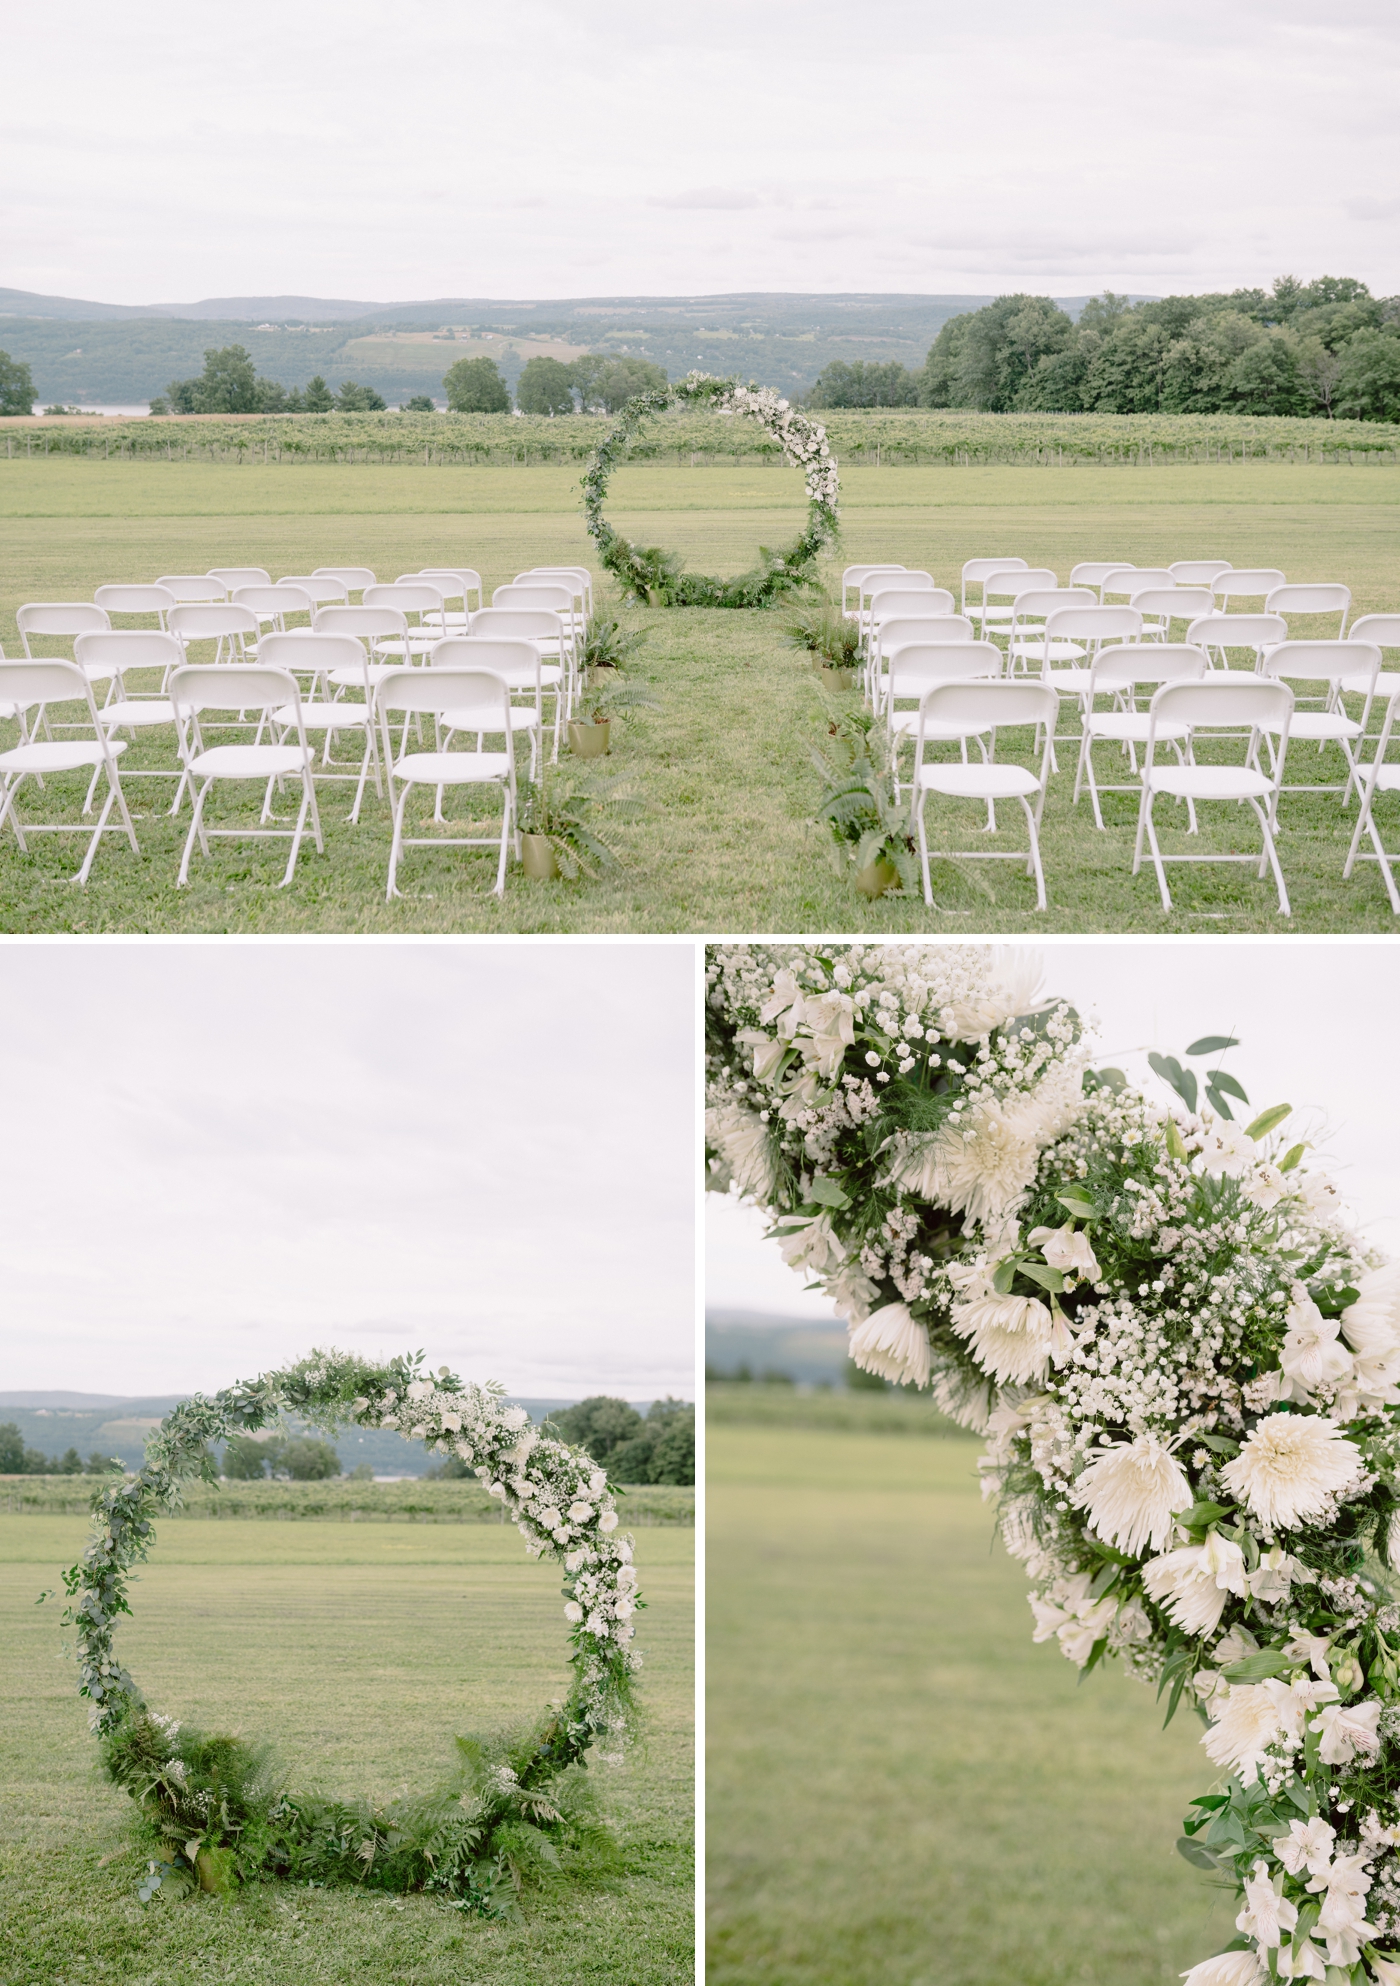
1221 1649 1293 1682
806 1177 851 1210
1186 1036 1240 1056
1176 1836 1220 1870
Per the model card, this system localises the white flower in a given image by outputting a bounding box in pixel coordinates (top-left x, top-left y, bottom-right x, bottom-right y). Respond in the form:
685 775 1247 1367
537 1507 562 1530
1247 1544 1310 1602
568 1502 594 1523
1143 1533 1246 1636
1275 1936 1327 1980
847 1303 931 1387
737 1028 787 1082
1242 1162 1286 1209
1027 1222 1100 1280
1072 1433 1193 1555
1195 1119 1257 1177
599 1511 618 1533
1200 1682 1287 1773
706 1104 777 1201
1295 1171 1345 1224
1222 1414 1364 1529
1181 1950 1267 1986
926 1095 1051 1229
1311 1697 1382 1765
406 1379 433 1400
1341 1264 1400 1363
1368 1954 1400 1985
1237 1858 1297 1948
777 1214 844 1278
950 1291 1069 1385
828 1262 881 1326
1056 1595 1117 1666
439 1412 462 1434
563 1601 583 1622
942 948 1046 1038
1278 1285 1352 1401
1273 1815 1336 1877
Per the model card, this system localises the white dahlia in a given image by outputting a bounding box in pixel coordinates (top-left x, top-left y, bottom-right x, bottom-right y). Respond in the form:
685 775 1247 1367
847 1303 931 1387
1072 1433 1193 1555
706 1104 776 1200
1341 1263 1400 1359
1221 1415 1364 1531
951 1290 1066 1385
941 946 1046 1040
1200 1681 1286 1774
1143 1534 1247 1637
1181 1950 1267 1986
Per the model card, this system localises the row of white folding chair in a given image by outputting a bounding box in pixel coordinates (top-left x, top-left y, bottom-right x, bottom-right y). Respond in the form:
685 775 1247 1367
843 565 908 619
857 574 942 655
1346 689 1400 915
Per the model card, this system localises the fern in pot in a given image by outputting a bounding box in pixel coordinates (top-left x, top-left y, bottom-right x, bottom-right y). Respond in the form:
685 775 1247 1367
515 765 645 881
568 676 660 758
811 702 919 900
783 587 862 686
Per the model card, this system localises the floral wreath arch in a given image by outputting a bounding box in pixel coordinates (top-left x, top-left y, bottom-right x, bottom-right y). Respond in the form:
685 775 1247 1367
707 943 1400 1986
59 1348 641 1908
581 372 840 608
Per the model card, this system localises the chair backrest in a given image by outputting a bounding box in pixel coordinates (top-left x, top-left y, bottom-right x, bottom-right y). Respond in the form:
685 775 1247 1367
984 567 1056 602
492 583 574 612
962 557 1026 584
1185 612 1287 653
157 574 228 602
1351 615 1400 651
94 584 176 616
234 585 314 618
1169 560 1232 584
374 664 512 726
1265 583 1351 633
869 587 955 621
468 609 565 641
845 564 905 611
917 679 1057 742
889 641 1003 684
1260 640 1380 687
169 663 300 714
258 632 366 678
364 582 445 616
1102 567 1172 600
1070 562 1131 588
314 605 409 642
0 655 106 719
74 630 183 676
168 603 259 641
420 568 484 608
428 636 540 677
1215 569 1286 602
1012 588 1096 622
280 574 350 606
1088 643 1207 692
1129 588 1216 622
313 566 377 590
520 566 587 603
1151 677 1294 735
17 602 111 640
208 567 271 589
1040 604 1142 645
878 616 975 651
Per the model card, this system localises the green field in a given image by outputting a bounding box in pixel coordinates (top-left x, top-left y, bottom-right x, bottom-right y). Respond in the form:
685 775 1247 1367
707 1418 1224 1986
1 1474 694 1526
0 1514 693 1986
3 456 1399 932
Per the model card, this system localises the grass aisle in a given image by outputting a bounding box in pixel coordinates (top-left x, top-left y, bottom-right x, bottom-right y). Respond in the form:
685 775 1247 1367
706 1420 1225 1986
2 460 1397 931
0 1516 692 1986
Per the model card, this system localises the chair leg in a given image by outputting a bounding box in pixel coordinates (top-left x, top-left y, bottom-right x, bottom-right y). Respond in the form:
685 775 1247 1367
916 792 934 908
1248 798 1292 918
1018 796 1047 912
386 783 411 900
279 775 314 888
75 776 121 886
494 788 511 897
0 773 29 851
178 779 213 886
1143 798 1173 913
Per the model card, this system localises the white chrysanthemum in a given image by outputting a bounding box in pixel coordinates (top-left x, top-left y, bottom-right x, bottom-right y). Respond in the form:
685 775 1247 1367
1073 1434 1193 1555
950 1291 1065 1385
1200 1682 1286 1773
847 1302 931 1387
928 1095 1050 1229
1221 1414 1364 1530
1181 1947 1267 1986
942 946 1046 1039
930 1362 997 1432
1341 1263 1400 1358
706 1103 777 1201
1143 1534 1246 1636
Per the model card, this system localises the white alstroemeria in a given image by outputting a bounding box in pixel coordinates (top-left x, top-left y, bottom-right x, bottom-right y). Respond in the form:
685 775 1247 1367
848 1302 931 1387
1143 1532 1247 1637
1181 1950 1268 1986
1237 1858 1298 1948
1341 1263 1400 1359
1278 1285 1353 1401
797 989 857 1077
1057 1594 1118 1666
950 1290 1070 1385
1273 1815 1337 1877
1369 1952 1400 1985
1200 1681 1288 1773
1282 1631 1332 1679
828 1262 881 1327
777 1213 845 1278
1295 1170 1345 1225
1195 1118 1257 1178
1214 1624 1260 1668
1221 1414 1364 1530
1275 1934 1328 1980
1242 1162 1287 1210
758 967 803 1034
1028 1221 1101 1281
1315 1870 1377 1968
1311 1697 1382 1765
1072 1433 1193 1555
736 1028 788 1083
1246 1544 1310 1602
985 1394 1044 1462
1109 1595 1151 1647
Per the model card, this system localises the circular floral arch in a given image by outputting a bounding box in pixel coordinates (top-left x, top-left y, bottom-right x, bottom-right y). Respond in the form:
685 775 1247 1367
581 372 840 608
60 1348 641 1908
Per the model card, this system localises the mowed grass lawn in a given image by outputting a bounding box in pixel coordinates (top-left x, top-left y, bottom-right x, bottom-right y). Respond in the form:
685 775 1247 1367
0 1514 692 1986
707 1420 1226 1986
2 457 1398 933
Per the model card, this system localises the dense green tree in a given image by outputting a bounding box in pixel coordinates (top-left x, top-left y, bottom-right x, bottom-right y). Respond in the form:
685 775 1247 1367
806 359 920 408
302 375 334 412
1224 334 1308 415
0 1422 25 1472
0 350 37 416
572 354 668 413
57 1447 84 1475
443 355 511 412
918 296 1073 410
222 1433 274 1479
163 344 304 415
401 394 437 412
1335 328 1400 422
549 1396 643 1460
516 355 577 415
276 1437 341 1480
333 379 387 412
600 1400 695 1485
84 1450 123 1474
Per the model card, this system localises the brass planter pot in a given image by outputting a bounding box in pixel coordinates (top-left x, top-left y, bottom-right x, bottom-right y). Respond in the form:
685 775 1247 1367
521 833 561 880
569 718 611 758
853 857 899 899
819 664 857 692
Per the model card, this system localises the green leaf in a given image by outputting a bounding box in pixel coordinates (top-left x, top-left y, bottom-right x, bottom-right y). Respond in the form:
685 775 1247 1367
1195 1436 1240 1458
1057 1187 1097 1217
1221 1649 1293 1682
1087 1065 1128 1094
1018 1262 1066 1294
1164 1118 1189 1163
1209 1071 1250 1104
1279 1142 1307 1173
1188 1794 1231 1812
1089 1562 1122 1600
1148 1052 1198 1113
1177 1836 1220 1871
806 1177 850 1210
1245 1103 1292 1141
1182 1498 1232 1526
991 1257 1018 1295
1204 1085 1234 1122
1186 1036 1240 1056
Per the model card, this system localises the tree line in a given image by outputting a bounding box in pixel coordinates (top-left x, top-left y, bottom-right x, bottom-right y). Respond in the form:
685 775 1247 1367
804 275 1400 422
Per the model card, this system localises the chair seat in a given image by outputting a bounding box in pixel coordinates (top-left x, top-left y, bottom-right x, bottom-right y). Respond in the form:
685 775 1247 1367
273 701 368 730
375 636 440 657
0 739 127 773
892 713 992 739
1010 641 1085 663
493 666 563 690
1044 668 1095 694
393 750 511 784
443 709 540 734
1260 711 1361 741
188 745 313 779
329 664 400 688
1342 669 1400 700
97 701 177 728
1145 765 1273 799
916 762 1041 798
1370 766 1400 794
1085 713 1190 742
967 608 1013 623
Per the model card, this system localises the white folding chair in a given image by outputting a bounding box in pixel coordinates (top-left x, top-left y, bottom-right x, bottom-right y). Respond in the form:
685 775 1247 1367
1263 583 1351 644
76 631 188 811
844 564 906 620
94 584 176 629
468 609 573 715
863 586 955 678
491 584 582 678
910 681 1058 911
884 640 1003 800
1185 612 1287 671
1070 562 1132 591
168 663 322 888
0 657 139 883
520 566 590 616
279 575 350 611
420 568 484 618
1005 589 1096 674
259 632 382 822
1025 606 1145 756
373 666 519 899
1101 567 1173 607
1169 560 1232 586
427 636 546 781
17 603 118 722
234 588 316 662
960 557 1026 620
313 605 415 694
1214 569 1287 611
1256 641 1378 814
1133 678 1294 916
970 567 1056 636
208 567 271 591
1343 616 1400 737
870 616 975 710
1128 587 1215 642
157 575 228 604
167 603 259 674
313 566 377 601
1073 643 1207 830
363 583 448 662
1344 686 1400 915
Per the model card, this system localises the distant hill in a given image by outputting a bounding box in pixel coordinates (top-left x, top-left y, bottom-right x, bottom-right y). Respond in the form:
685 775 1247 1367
0 288 1113 407
706 1310 850 1385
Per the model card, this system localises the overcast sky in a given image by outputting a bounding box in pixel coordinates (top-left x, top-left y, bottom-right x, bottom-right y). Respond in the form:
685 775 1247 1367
5 0 1396 306
708 940 1400 1326
1 941 695 1401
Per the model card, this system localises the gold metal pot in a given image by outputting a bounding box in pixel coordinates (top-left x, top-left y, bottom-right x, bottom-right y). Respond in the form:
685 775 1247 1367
521 833 561 879
853 857 899 899
569 718 611 758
